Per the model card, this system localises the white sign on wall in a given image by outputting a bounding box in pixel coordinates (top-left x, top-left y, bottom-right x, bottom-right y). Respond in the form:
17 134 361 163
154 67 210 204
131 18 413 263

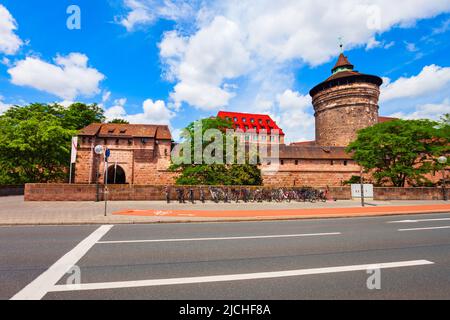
351 184 374 198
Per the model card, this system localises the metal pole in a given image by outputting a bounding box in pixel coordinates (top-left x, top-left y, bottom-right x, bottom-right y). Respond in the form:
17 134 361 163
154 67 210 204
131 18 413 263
114 162 117 184
69 162 73 184
96 155 100 202
443 169 448 201
360 167 365 207
104 160 108 216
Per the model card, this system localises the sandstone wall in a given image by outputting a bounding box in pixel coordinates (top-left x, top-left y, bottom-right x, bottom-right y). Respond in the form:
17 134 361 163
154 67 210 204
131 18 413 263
24 184 447 202
312 82 380 147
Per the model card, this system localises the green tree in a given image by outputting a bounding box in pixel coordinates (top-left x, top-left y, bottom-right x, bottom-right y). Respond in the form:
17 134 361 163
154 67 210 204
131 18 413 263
109 119 130 124
171 117 263 186
0 102 105 184
61 102 105 129
346 118 449 187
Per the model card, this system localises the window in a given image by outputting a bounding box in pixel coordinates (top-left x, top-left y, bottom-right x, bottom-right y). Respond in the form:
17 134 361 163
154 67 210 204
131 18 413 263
281 160 284 165
266 120 271 125
258 119 263 124
128 139 133 145
242 118 247 122
120 129 127 134
115 139 120 145
331 160 334 166
295 160 299 165
245 125 249 130
344 161 348 166
270 136 274 142
253 135 258 141
261 135 266 141
250 118 255 123
233 117 238 122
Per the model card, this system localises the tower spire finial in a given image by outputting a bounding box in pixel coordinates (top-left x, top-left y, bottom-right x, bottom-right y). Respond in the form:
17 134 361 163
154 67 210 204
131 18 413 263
338 36 344 53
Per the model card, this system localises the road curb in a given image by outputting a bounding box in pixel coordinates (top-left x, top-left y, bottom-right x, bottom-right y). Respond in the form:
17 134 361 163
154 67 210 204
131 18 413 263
1 208 449 227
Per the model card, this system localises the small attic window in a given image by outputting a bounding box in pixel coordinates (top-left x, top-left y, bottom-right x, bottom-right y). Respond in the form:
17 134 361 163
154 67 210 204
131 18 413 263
108 129 115 134
120 129 127 134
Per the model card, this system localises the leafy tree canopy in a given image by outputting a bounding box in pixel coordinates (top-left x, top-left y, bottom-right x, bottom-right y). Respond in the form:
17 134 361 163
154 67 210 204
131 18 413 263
0 102 105 184
346 118 449 187
108 119 130 124
171 117 263 186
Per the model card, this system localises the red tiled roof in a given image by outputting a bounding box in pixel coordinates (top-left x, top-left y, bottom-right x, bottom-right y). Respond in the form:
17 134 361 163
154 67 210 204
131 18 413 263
332 53 354 73
78 123 172 140
310 53 383 97
277 145 352 160
217 111 285 136
378 116 398 123
290 141 316 147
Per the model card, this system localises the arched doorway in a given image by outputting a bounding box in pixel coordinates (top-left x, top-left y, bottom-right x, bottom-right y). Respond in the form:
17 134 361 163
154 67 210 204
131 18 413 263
107 165 126 184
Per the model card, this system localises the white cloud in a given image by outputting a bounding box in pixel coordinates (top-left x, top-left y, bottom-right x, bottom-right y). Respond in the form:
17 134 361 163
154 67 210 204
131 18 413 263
102 91 111 103
277 89 311 111
118 0 197 31
58 100 74 108
0 96 12 114
366 37 382 50
405 41 419 52
366 38 395 50
8 53 105 100
276 89 315 142
390 99 450 120
0 4 23 55
104 98 176 125
381 65 450 102
162 16 251 110
432 17 450 35
157 0 450 112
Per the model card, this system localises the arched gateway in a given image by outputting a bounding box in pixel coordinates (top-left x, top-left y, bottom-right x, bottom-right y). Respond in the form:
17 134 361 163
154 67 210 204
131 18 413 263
107 165 126 184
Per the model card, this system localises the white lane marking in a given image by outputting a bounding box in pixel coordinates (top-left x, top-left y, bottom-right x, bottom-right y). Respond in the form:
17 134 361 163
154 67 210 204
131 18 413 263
10 225 114 300
389 218 450 224
399 226 450 232
50 260 434 292
97 232 341 244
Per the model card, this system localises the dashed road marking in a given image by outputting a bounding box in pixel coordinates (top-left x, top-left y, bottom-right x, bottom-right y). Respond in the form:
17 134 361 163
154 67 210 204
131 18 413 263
97 232 342 244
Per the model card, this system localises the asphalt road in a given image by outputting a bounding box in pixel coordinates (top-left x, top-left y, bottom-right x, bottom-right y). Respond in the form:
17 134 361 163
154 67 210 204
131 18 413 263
2 212 450 300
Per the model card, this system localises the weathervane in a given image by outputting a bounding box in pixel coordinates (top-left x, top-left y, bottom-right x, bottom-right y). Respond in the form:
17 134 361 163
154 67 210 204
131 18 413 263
338 37 344 53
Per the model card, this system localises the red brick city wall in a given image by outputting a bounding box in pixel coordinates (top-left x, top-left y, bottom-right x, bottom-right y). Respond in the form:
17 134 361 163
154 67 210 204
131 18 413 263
0 185 25 197
374 187 446 201
25 184 447 202
24 184 352 201
263 171 359 187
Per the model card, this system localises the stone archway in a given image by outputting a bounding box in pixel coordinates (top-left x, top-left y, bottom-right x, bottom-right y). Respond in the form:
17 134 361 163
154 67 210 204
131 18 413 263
107 165 126 184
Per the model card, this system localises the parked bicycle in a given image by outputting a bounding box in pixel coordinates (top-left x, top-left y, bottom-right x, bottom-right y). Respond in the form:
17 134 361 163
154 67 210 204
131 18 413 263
163 186 330 204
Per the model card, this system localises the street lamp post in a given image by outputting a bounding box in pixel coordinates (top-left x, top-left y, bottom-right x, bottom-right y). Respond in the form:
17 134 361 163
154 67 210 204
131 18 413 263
438 156 448 201
94 145 104 202
360 166 365 207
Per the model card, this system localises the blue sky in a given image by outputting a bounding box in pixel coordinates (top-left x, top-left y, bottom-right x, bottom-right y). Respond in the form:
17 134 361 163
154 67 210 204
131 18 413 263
0 0 449 142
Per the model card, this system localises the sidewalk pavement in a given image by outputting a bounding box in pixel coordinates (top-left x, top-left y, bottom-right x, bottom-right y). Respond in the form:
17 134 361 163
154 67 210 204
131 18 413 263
1 196 450 226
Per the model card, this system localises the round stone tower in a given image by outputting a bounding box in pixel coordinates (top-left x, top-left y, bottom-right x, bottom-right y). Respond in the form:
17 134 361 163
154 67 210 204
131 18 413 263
309 53 383 147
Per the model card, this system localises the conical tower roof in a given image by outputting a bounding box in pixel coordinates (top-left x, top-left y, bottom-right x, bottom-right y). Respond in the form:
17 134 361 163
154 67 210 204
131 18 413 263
331 53 354 73
309 52 383 97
